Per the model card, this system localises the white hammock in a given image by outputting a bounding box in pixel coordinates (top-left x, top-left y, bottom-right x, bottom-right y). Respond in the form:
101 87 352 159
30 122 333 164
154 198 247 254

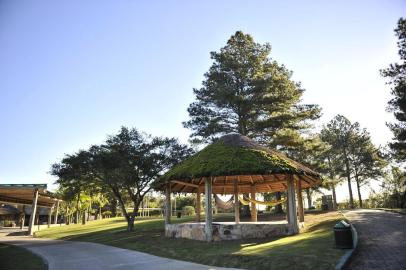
214 194 235 210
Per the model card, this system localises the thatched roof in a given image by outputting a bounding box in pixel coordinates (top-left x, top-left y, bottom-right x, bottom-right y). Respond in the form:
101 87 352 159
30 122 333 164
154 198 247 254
154 133 321 194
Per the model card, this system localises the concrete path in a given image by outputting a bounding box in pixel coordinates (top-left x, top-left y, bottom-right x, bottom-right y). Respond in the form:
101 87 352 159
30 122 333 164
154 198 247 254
344 209 406 270
0 235 240 270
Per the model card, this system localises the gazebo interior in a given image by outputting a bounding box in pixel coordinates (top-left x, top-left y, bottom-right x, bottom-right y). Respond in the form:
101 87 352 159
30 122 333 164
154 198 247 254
155 133 322 241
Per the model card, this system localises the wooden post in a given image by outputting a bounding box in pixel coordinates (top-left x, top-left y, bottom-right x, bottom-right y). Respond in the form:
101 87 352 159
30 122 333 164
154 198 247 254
205 177 213 241
36 209 40 231
54 200 59 224
28 189 39 235
20 205 25 229
296 177 305 222
165 183 171 225
287 175 299 234
195 189 201 222
234 178 240 224
250 185 257 222
48 205 53 228
286 197 290 224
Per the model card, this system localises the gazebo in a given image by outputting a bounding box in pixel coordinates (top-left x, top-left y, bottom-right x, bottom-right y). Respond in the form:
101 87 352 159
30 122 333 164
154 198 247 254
0 184 62 235
154 133 321 241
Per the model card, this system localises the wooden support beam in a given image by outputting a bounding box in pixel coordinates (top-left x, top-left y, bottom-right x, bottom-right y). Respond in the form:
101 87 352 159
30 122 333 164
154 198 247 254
195 189 201 222
204 178 213 242
287 175 299 234
28 189 39 236
170 180 199 188
250 185 257 222
165 183 171 225
234 178 240 224
296 177 305 222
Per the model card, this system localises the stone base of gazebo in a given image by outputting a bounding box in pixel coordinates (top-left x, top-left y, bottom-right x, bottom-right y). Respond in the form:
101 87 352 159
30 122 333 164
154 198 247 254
165 221 303 241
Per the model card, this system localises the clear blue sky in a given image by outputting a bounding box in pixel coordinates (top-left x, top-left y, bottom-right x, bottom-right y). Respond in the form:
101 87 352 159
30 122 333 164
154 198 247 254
1 1 405 200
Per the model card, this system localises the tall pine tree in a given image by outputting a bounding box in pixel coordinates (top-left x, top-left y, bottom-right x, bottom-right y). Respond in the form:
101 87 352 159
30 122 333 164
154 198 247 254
183 31 321 144
381 18 406 161
184 31 321 214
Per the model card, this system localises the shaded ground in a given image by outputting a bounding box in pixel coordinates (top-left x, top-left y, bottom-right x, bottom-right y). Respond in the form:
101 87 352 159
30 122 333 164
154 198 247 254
345 209 406 270
0 242 46 270
35 211 345 270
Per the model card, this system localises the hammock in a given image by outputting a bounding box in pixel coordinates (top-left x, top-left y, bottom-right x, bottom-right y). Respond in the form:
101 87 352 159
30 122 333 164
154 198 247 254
238 195 287 207
214 194 235 210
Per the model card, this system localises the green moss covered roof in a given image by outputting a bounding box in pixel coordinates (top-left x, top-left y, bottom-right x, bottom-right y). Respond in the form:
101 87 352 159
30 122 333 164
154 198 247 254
158 133 320 185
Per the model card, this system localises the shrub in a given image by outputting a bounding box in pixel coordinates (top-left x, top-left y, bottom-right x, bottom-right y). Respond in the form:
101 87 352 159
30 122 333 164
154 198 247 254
183 206 195 216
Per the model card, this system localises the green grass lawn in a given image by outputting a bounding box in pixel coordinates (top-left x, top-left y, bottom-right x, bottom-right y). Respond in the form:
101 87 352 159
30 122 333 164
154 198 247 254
36 211 346 270
0 243 46 270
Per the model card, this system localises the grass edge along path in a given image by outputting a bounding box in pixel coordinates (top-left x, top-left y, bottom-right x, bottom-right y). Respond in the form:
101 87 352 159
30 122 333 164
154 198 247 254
36 211 346 270
0 243 47 270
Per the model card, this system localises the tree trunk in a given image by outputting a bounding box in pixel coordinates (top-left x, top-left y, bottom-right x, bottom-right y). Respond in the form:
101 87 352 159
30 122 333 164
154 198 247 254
127 215 135 231
355 175 363 208
343 152 354 208
87 206 91 222
331 184 337 210
112 199 117 217
76 193 81 224
82 211 86 225
274 192 284 213
99 206 102 220
305 188 312 209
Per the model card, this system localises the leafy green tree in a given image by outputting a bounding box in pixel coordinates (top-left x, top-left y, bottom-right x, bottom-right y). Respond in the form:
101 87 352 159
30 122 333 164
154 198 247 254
381 18 406 161
51 150 95 223
321 115 357 208
382 166 406 208
348 130 388 207
183 31 321 143
91 127 193 231
321 115 387 208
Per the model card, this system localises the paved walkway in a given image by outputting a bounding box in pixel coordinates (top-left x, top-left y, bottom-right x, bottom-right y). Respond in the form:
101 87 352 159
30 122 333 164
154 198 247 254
344 209 406 270
0 235 240 270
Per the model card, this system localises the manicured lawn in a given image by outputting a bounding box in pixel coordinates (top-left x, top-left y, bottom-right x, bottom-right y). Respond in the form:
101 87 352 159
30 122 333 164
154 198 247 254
36 211 346 270
0 243 46 270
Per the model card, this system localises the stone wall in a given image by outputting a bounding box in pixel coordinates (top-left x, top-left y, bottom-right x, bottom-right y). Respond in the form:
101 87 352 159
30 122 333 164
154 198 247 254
165 222 295 241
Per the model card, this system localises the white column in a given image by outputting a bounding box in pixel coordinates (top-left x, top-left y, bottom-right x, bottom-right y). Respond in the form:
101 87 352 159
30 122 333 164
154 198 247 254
28 189 39 235
205 178 213 242
287 175 299 234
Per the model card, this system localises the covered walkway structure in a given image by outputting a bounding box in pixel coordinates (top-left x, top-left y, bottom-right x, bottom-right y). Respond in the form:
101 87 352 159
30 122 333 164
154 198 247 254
154 133 322 241
0 184 62 235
